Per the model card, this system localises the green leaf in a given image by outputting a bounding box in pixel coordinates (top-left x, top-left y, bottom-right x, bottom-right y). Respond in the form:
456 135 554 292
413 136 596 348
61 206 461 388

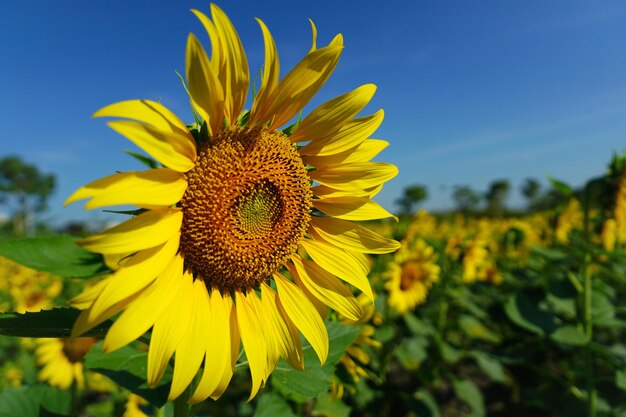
452 379 485 417
458 315 501 344
125 150 159 169
550 325 589 346
253 393 296 417
312 393 351 417
0 308 111 338
28 385 71 416
433 335 462 364
615 370 626 393
271 321 362 402
85 342 172 408
0 387 39 417
504 293 557 335
0 235 109 278
531 246 567 261
548 176 573 196
394 336 428 370
414 389 441 417
403 313 431 335
470 351 507 384
0 385 70 417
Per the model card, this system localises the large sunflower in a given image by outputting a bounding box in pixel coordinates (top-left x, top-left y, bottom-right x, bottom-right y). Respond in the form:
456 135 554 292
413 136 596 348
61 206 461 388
67 4 399 402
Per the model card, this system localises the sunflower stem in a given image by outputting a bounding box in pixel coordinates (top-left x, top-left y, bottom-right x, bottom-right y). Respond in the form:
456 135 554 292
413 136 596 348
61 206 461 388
173 386 191 417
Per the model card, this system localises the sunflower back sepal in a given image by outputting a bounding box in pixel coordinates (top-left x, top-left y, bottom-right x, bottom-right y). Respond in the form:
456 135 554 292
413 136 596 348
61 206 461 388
0 308 111 338
0 235 110 278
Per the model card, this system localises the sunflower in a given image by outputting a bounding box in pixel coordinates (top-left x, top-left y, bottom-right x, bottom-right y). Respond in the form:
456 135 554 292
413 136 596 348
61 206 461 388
384 239 439 314
555 198 582 244
66 4 399 402
35 337 97 390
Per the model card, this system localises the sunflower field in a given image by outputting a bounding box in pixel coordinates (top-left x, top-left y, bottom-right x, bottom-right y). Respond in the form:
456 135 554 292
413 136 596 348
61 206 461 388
1 152 625 416
1 3 626 417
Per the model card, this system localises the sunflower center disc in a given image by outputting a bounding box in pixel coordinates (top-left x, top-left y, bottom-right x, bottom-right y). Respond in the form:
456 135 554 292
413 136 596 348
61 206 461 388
400 261 423 290
180 127 312 292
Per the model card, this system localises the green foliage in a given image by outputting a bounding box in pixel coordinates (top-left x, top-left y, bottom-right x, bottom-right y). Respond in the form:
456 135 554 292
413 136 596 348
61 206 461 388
0 308 110 338
85 342 172 408
0 235 109 278
271 321 362 401
0 155 56 236
0 385 70 417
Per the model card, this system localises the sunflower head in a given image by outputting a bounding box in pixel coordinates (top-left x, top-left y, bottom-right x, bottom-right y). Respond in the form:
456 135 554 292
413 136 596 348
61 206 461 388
67 3 399 402
180 127 311 292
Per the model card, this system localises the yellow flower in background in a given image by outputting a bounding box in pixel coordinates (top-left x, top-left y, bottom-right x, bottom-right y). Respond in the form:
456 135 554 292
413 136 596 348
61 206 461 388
602 219 617 251
35 337 97 390
0 362 23 388
385 239 439 314
124 394 149 417
614 177 626 244
555 198 583 244
0 257 62 313
461 237 502 284
66 4 399 402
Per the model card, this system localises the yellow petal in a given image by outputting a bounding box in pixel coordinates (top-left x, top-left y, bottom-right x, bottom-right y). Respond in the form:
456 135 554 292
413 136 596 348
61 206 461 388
289 84 376 144
300 239 373 301
310 216 400 254
274 272 328 364
304 139 389 167
235 291 268 401
102 254 184 352
247 290 278 377
93 100 189 136
69 277 111 309
260 284 304 370
169 279 211 400
289 255 363 321
309 162 398 192
250 18 279 121
147 269 194 387
190 290 237 403
79 209 182 254
300 110 383 156
72 292 138 338
210 4 249 124
65 168 187 209
87 235 179 322
191 9 220 70
186 33 224 136
313 196 396 221
107 121 196 172
308 19 318 53
253 35 344 129
312 184 381 199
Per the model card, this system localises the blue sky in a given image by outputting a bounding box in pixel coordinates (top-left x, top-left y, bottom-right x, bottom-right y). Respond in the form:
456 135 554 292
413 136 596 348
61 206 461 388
1 1 626 226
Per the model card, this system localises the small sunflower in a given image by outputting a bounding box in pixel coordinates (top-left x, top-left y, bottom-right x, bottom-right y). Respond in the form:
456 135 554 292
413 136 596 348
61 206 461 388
384 239 439 314
35 337 97 390
67 4 399 402
555 198 583 244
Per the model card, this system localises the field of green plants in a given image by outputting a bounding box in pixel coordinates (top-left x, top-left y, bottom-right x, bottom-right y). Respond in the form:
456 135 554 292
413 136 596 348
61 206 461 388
0 153 625 417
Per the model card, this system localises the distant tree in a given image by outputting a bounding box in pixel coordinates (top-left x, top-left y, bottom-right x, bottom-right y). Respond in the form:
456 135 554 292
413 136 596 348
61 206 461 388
485 179 510 217
395 184 428 216
452 185 481 213
521 178 541 211
0 155 55 236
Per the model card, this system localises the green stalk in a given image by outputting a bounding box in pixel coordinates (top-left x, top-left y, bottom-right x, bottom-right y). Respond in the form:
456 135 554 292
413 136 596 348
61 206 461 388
583 255 595 417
